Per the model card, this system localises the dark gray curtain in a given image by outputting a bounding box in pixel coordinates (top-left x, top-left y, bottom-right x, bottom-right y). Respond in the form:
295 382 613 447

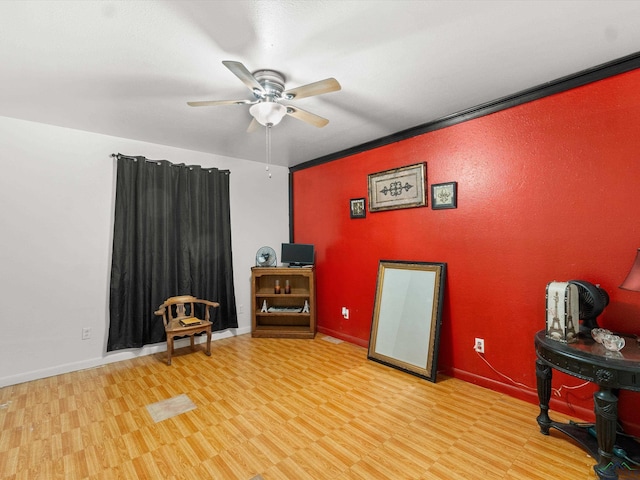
107 155 237 351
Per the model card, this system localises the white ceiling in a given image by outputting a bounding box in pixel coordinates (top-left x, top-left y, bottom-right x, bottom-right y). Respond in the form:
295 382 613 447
1 0 640 168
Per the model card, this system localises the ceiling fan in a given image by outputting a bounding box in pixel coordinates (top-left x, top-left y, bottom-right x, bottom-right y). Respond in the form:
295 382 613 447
187 61 341 131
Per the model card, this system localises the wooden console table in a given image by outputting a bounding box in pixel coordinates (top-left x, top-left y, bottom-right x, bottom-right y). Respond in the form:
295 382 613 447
535 330 640 479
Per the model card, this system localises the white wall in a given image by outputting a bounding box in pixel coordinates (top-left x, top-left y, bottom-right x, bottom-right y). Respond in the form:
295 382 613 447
0 116 290 386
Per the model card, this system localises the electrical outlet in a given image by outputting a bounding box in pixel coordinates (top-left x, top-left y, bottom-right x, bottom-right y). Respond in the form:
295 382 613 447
82 327 91 340
341 307 349 319
474 337 485 353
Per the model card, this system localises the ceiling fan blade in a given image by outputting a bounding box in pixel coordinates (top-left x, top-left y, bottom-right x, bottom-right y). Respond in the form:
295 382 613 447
187 99 255 107
285 106 329 128
246 118 260 133
222 60 265 95
282 78 341 100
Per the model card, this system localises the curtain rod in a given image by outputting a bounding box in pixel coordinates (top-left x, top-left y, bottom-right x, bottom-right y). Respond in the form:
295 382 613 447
110 153 138 160
110 153 230 174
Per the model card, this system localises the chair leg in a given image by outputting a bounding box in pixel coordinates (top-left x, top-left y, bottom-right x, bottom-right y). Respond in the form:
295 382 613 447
205 328 212 356
166 335 173 366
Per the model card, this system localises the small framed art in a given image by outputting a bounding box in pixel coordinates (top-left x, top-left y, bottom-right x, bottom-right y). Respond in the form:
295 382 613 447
431 182 457 210
350 198 366 218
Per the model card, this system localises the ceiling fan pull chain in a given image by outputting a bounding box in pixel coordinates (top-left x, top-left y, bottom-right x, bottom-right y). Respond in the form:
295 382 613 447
266 124 272 178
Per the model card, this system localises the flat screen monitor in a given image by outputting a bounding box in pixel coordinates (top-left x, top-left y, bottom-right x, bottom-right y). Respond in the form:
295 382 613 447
281 243 315 267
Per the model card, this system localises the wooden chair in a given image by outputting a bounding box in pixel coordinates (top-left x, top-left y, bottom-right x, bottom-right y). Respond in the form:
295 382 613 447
154 295 219 365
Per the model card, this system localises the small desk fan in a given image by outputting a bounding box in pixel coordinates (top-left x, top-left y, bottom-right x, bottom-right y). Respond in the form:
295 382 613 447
256 246 277 267
569 280 610 336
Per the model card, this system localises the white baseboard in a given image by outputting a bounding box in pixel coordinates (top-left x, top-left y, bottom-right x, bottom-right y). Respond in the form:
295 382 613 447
0 327 251 388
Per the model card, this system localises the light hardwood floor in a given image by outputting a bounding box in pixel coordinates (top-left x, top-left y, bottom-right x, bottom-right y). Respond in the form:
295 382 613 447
1 334 602 479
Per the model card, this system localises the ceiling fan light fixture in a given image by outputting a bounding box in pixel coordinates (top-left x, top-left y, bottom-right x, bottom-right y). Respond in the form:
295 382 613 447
250 102 287 127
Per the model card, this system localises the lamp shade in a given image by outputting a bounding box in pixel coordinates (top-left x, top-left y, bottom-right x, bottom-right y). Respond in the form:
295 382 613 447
620 248 640 292
249 102 287 127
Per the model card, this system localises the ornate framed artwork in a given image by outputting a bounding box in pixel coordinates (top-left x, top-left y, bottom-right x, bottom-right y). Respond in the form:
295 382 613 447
368 163 427 212
431 181 457 210
350 198 366 218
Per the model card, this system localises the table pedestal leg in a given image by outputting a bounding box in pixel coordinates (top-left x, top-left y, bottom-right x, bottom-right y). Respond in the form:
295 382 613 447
536 359 552 435
593 388 618 480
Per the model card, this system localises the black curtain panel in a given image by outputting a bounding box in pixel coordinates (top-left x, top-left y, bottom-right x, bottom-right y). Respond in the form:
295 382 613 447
107 155 237 351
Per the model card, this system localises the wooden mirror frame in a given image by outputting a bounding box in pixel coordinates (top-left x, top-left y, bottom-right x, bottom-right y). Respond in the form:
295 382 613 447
368 260 447 382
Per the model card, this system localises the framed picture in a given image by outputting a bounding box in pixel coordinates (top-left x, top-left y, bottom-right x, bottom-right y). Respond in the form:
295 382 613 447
431 182 457 209
368 260 447 382
350 198 366 218
368 163 426 212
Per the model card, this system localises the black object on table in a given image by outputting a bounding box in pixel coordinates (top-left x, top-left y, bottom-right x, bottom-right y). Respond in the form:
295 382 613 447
535 330 640 480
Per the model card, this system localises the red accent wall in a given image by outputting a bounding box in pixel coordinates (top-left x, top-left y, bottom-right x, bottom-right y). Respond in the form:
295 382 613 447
292 68 640 432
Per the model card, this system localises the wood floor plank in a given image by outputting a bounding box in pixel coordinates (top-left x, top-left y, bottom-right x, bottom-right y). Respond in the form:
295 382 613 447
0 333 602 479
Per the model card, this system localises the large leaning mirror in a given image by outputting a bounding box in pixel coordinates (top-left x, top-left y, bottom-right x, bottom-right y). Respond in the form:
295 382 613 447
368 260 447 382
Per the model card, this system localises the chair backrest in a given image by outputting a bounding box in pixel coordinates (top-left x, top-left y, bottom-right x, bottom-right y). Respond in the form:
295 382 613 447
154 295 220 327
166 295 196 321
